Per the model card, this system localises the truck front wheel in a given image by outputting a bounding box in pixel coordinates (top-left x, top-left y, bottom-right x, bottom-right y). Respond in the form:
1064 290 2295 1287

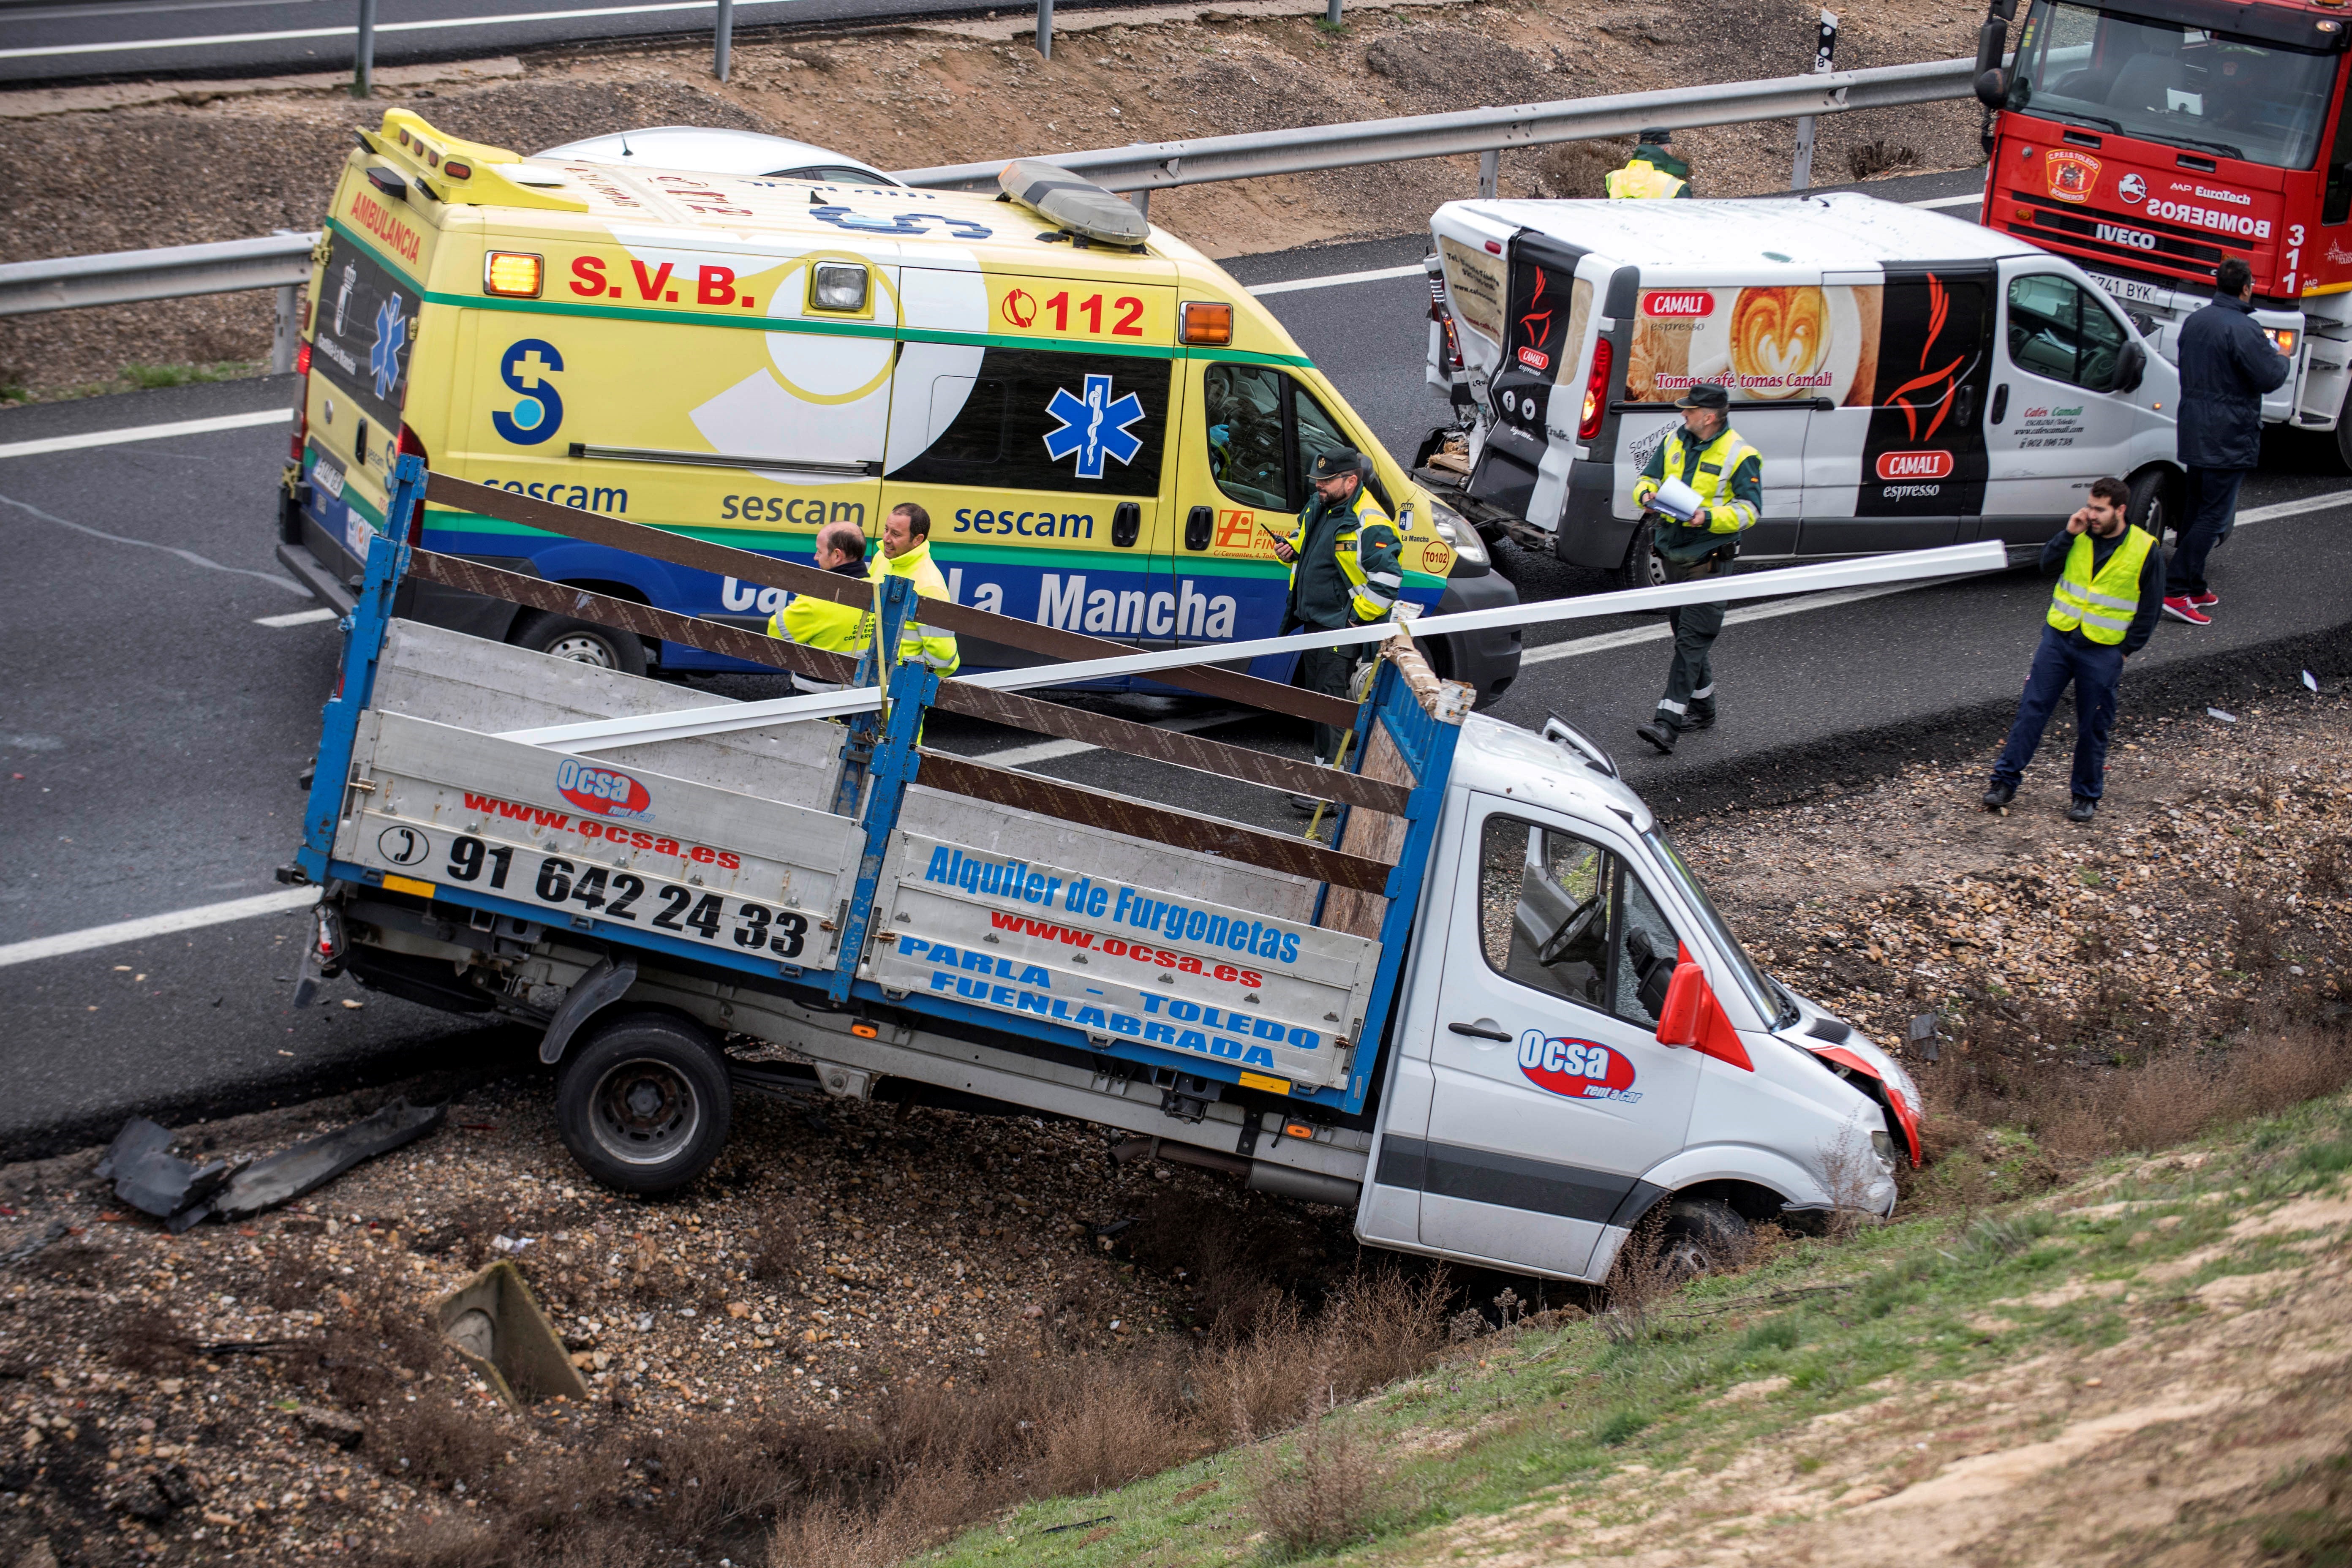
556 1010 732 1195
1660 1197 1752 1279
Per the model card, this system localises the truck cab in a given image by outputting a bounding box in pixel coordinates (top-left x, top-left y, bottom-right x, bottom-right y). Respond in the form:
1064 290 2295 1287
1975 0 2352 460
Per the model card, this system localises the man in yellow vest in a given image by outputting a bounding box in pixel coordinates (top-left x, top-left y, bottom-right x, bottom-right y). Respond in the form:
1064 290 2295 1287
765 520 874 693
1272 448 1402 811
1983 476 2165 823
1606 129 1693 199
1631 384 1760 755
869 502 961 677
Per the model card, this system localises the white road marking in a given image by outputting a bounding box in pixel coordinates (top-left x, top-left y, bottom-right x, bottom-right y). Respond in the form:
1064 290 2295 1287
0 0 801 57
2232 488 2352 526
1249 264 1425 297
255 606 340 628
0 407 290 460
1908 193 1985 211
0 887 317 969
958 707 1254 770
0 490 308 593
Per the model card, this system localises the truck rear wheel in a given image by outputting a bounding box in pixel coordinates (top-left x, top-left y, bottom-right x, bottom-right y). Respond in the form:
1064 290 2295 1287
1617 519 1668 594
555 1010 732 1195
512 609 648 677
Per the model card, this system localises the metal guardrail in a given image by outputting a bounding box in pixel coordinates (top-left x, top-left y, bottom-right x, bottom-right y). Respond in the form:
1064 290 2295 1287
896 54 1979 204
0 51 1976 363
0 230 319 373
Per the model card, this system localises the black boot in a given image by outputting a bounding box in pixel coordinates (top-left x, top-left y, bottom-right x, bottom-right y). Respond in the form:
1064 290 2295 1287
1982 780 2016 810
1635 718 1680 755
1685 702 1717 732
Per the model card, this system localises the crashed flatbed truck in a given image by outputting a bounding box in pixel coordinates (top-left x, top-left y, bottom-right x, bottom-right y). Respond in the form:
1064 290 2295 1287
286 455 1935 1284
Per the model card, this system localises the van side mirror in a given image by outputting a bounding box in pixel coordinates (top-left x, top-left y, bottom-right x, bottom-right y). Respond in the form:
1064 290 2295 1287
2112 339 2147 395
1655 961 1707 1048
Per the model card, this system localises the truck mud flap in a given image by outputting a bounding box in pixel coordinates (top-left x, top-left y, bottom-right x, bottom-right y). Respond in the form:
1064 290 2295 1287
537 955 637 1064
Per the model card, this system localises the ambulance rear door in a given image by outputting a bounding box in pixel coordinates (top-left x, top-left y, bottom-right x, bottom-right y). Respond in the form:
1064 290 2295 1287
1798 262 1996 555
885 266 1181 670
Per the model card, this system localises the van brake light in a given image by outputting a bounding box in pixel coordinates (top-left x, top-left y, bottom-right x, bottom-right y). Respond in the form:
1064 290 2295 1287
1579 338 1613 441
295 340 311 378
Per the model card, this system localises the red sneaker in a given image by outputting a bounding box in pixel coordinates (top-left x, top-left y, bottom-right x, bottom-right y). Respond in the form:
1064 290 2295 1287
2191 591 2219 609
2162 596 2212 626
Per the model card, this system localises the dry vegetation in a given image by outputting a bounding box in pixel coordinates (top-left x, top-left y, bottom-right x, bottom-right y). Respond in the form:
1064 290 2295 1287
0 0 1991 398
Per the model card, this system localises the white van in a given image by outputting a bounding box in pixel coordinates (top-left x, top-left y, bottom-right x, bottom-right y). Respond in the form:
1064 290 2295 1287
1421 193 2183 587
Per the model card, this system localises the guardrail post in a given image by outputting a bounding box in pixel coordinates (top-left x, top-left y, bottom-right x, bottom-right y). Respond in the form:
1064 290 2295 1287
1478 149 1499 199
351 0 376 97
1789 8 1840 191
1127 188 1149 218
715 0 734 81
1036 0 1052 60
1325 0 1342 25
272 286 301 375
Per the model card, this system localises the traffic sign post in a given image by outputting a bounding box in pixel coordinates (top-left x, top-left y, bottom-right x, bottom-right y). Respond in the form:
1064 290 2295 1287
1789 10 1840 191
715 0 735 81
351 0 376 97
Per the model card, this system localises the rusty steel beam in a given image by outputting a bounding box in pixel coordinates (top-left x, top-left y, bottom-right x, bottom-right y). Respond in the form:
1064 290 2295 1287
913 752 1393 895
930 683 1408 816
406 550 858 689
421 472 1354 729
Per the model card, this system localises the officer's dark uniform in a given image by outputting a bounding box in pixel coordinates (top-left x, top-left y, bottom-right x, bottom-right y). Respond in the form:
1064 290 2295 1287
1630 384 1761 755
1282 448 1402 805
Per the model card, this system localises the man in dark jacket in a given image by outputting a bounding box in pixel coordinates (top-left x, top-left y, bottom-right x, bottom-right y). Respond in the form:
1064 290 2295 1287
1982 476 2166 824
2165 257 2290 626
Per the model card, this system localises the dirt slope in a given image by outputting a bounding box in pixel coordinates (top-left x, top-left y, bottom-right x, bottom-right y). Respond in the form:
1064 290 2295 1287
0 0 1986 397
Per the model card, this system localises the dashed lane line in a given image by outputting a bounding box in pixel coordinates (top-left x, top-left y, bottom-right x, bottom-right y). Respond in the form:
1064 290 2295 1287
255 607 340 628
0 887 318 969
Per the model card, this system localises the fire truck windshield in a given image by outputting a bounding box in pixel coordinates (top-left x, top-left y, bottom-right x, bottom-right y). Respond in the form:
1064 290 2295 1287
2007 1 2336 171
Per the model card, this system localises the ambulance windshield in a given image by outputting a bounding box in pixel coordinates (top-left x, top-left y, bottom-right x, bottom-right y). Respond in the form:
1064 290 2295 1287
2007 2 2338 170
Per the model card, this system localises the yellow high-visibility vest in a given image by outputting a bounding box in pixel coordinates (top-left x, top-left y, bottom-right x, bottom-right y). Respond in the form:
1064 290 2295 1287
2047 525 2155 645
868 538 961 675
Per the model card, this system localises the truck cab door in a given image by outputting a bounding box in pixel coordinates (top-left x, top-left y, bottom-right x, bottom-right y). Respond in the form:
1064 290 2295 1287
1797 264 1995 555
1980 261 2145 545
1397 795 1703 1279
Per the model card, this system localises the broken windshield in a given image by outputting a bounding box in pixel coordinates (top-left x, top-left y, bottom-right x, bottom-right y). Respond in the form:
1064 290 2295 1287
2007 1 2338 171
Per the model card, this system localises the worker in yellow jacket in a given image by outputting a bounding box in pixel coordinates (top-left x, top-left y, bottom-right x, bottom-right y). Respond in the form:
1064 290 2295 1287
1607 129 1694 199
765 520 874 693
869 502 961 677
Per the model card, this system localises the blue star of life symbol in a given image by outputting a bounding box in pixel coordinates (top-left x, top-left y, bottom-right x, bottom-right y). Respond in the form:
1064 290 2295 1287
1042 373 1144 479
369 293 408 402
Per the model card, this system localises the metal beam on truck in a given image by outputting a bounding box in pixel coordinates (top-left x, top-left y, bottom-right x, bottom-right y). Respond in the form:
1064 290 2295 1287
501 540 2010 754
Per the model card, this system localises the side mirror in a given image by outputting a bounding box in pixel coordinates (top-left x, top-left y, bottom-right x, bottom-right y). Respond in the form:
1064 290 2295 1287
2112 339 2148 395
1655 961 1707 1048
1971 17 2009 107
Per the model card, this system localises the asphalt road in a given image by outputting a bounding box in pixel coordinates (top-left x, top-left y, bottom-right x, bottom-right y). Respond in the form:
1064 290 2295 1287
4 168 2349 1160
0 0 1130 86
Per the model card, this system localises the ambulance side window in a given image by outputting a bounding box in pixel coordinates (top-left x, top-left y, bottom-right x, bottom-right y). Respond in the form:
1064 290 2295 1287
1477 813 1677 1027
1204 363 1288 510
2006 272 2126 391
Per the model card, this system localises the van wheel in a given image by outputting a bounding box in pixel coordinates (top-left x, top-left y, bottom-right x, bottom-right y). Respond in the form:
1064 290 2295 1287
2336 386 2352 474
1660 1197 1752 1280
512 609 648 677
1616 519 1668 594
555 1010 732 1195
2126 468 2179 547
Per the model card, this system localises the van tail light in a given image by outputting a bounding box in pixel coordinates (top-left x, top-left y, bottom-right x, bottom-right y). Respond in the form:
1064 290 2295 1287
397 424 430 542
1578 338 1613 441
290 343 312 464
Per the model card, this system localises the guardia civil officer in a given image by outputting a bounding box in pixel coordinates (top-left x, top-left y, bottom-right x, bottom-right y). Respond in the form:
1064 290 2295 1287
869 502 960 676
1982 476 2164 824
1271 449 1402 811
1606 129 1694 199
765 520 874 693
1632 383 1760 756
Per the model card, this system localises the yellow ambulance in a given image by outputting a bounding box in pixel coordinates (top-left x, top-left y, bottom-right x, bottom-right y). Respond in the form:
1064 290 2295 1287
274 109 1522 705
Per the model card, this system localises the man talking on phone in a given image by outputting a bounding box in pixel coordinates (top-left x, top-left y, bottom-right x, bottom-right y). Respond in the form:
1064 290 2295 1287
1982 475 2164 824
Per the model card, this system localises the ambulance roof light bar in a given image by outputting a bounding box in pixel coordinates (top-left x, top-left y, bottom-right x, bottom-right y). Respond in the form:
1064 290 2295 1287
997 158 1150 248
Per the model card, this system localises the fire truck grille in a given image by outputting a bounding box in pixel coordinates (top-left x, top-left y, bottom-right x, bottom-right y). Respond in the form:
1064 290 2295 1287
2007 195 2234 281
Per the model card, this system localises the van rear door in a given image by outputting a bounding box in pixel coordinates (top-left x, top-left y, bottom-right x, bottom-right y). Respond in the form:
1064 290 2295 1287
1465 234 1598 531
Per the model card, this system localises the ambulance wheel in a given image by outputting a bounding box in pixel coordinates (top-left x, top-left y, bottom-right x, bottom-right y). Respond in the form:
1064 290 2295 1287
1659 1197 1751 1279
555 1010 732 1195
512 610 648 678
2126 467 2179 546
1617 520 1669 594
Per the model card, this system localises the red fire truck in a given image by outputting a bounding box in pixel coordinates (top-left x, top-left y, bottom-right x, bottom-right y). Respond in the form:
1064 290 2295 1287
1971 0 2352 464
